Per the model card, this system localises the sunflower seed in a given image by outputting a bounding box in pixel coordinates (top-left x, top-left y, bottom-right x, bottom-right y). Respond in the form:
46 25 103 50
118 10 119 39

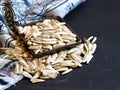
22 71 32 78
62 69 73 75
91 37 97 44
31 78 45 83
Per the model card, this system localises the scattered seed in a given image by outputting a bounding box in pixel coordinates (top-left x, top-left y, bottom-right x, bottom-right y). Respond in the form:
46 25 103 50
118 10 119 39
62 69 73 75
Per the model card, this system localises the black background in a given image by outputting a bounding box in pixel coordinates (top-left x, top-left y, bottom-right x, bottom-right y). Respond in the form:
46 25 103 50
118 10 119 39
8 0 120 90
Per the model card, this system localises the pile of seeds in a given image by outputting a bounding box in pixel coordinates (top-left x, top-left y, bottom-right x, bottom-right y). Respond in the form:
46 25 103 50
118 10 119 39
0 36 97 83
18 19 78 54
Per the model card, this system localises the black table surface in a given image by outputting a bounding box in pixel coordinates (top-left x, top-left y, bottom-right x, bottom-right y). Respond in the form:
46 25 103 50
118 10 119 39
8 0 120 90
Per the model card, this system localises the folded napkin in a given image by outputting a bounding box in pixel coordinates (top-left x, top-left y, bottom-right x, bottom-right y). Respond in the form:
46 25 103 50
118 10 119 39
0 57 23 90
0 0 86 89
